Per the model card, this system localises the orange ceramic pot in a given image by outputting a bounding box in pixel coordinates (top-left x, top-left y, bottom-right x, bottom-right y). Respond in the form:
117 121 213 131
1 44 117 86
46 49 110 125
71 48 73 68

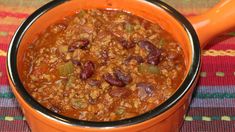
6 0 235 132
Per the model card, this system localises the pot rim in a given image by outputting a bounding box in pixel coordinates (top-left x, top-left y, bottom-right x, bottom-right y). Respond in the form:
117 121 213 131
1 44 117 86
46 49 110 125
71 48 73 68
7 0 200 128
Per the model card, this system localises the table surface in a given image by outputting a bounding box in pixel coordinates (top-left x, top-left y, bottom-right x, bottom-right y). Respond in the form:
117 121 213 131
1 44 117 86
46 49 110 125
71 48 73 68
1 0 235 131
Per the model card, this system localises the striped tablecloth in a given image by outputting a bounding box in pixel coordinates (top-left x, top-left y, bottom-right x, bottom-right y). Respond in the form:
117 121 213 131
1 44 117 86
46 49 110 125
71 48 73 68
0 0 235 131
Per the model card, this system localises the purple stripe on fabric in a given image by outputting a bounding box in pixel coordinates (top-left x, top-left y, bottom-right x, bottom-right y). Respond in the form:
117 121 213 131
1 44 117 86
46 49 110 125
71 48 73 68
0 121 30 132
0 107 23 116
181 120 235 132
190 98 235 108
0 98 19 107
0 85 12 93
196 85 235 94
187 107 235 116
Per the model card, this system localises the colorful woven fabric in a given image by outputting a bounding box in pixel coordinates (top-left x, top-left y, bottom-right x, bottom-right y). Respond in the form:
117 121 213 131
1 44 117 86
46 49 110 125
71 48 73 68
0 0 235 131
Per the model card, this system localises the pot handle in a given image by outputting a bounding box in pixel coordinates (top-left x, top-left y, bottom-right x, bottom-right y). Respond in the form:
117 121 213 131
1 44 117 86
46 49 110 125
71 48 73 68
188 0 235 48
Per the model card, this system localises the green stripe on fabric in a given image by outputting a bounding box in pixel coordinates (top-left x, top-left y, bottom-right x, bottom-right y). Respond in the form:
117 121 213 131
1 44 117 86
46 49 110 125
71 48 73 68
0 116 4 120
231 116 235 120
0 116 26 121
184 116 235 121
211 116 220 120
195 93 235 99
14 116 24 120
192 116 201 120
0 93 15 98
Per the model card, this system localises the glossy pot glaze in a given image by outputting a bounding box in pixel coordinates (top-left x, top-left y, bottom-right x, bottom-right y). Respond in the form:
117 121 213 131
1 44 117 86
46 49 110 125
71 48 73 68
6 0 235 132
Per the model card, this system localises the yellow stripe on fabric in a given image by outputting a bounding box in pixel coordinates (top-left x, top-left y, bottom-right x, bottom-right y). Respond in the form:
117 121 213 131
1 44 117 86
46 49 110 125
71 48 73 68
0 6 38 14
184 116 193 121
202 50 235 56
200 72 207 77
202 116 211 121
0 31 8 36
216 72 225 77
0 72 2 77
0 31 14 37
5 116 14 121
0 49 7 57
184 116 235 121
1 116 26 121
0 17 24 25
221 116 231 121
0 0 49 7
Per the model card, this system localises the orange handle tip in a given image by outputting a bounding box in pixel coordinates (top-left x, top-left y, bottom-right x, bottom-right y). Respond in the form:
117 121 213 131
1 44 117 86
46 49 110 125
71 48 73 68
188 0 235 48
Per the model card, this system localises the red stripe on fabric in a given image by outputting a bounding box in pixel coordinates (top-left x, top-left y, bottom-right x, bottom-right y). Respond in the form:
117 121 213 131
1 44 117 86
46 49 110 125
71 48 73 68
198 56 235 85
205 36 235 50
0 107 23 116
0 121 30 132
182 121 235 132
198 78 235 86
0 36 12 45
0 24 19 32
187 107 235 116
0 42 11 45
0 57 8 85
202 56 235 66
0 11 29 18
0 43 9 51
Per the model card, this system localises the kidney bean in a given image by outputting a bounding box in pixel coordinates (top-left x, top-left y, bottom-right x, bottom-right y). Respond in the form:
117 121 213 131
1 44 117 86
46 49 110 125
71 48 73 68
113 69 132 85
103 73 125 87
139 40 157 52
136 82 154 100
134 56 145 64
68 39 90 52
124 55 144 65
147 49 162 65
138 40 162 65
119 40 136 49
109 87 130 98
80 61 95 80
